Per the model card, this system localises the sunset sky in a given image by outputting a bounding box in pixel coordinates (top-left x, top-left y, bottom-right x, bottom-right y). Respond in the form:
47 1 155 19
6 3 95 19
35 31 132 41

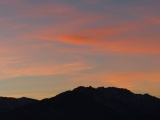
0 0 160 99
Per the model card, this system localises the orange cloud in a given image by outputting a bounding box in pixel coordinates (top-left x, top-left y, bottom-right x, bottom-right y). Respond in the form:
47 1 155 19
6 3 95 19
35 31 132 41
0 60 93 80
23 3 159 54
32 25 160 54
0 0 159 99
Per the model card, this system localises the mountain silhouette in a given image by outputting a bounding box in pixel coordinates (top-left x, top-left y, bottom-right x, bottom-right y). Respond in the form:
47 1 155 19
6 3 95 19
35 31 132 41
1 86 160 120
0 97 37 114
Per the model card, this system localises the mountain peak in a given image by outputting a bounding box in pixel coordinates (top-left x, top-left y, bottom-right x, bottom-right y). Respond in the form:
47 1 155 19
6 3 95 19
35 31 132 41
73 86 133 96
1 86 160 120
73 86 95 91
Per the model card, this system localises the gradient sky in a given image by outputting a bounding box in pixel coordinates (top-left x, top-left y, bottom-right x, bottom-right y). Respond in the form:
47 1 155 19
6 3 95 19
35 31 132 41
0 0 160 99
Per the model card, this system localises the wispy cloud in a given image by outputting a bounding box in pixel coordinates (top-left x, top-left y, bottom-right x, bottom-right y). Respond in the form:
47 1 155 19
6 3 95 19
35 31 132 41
0 0 159 99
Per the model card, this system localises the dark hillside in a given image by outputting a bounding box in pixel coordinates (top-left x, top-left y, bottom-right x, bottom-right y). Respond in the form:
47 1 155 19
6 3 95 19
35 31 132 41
1 86 160 120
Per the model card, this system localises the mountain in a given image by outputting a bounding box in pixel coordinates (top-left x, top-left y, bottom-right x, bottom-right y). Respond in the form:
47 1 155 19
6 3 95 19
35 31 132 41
0 97 38 114
1 86 160 120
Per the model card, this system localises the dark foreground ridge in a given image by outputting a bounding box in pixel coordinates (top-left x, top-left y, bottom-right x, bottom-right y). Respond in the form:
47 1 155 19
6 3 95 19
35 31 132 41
1 86 160 120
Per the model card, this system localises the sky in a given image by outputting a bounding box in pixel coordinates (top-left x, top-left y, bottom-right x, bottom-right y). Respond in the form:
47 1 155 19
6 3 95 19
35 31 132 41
0 0 160 99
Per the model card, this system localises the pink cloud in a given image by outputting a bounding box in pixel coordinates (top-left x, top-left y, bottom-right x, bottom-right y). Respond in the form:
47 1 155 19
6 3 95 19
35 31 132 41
0 60 93 80
30 20 160 54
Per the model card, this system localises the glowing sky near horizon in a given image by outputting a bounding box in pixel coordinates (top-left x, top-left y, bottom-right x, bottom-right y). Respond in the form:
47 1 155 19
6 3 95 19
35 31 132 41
0 0 160 99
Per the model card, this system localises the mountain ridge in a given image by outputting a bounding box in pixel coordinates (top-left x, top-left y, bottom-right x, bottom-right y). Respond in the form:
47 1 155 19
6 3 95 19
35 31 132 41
1 86 160 120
